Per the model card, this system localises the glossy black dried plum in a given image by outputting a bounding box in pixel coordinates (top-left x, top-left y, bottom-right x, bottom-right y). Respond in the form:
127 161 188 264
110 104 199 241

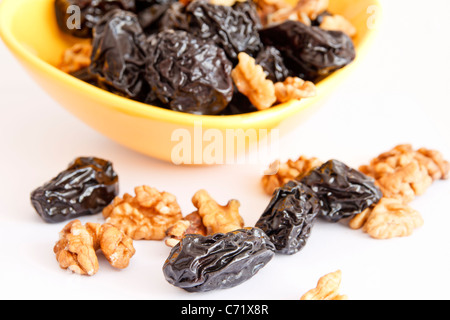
185 0 262 63
136 0 176 33
158 2 189 32
144 29 233 115
54 0 136 38
255 46 290 83
259 20 356 82
300 159 383 222
31 157 119 223
163 228 275 292
90 9 148 100
255 180 320 255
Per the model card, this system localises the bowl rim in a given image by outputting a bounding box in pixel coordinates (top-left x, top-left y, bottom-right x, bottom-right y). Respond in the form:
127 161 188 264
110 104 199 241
0 0 382 129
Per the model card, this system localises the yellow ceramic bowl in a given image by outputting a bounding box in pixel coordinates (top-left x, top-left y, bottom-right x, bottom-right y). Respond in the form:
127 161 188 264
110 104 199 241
0 0 381 164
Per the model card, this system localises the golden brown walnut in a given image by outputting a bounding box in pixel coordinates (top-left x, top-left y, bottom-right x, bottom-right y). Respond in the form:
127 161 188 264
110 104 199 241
319 14 357 37
59 43 92 74
264 0 329 26
300 270 348 300
54 220 99 276
88 223 136 269
165 211 207 247
261 156 323 195
231 52 277 110
351 198 424 239
103 185 182 240
360 144 449 203
192 190 244 235
254 0 293 26
274 77 317 103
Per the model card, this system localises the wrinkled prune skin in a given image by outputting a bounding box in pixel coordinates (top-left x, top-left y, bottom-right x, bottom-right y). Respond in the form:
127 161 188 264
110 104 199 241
259 21 356 82
163 228 275 292
185 0 262 63
158 2 190 32
90 9 148 100
30 157 119 223
300 160 383 222
255 46 290 83
136 0 176 33
144 29 234 115
54 0 136 38
255 180 320 255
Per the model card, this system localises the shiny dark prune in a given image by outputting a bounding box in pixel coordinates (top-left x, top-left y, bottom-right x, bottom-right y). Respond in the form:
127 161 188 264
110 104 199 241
136 0 176 33
300 159 383 222
163 228 275 292
158 2 189 32
255 180 320 255
90 9 148 100
54 0 136 38
259 21 356 82
185 0 262 63
30 157 119 223
255 46 290 83
144 29 233 115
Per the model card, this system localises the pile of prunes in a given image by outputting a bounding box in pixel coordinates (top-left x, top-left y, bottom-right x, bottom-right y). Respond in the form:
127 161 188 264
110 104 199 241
55 0 356 115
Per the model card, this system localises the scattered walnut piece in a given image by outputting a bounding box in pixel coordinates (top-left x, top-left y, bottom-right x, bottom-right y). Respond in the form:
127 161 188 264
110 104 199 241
261 156 323 195
231 52 277 110
353 198 424 240
192 190 244 235
254 0 293 26
300 270 347 300
88 223 136 269
54 220 99 276
274 77 317 103
103 185 182 240
360 144 449 203
59 43 92 74
54 220 136 275
319 14 357 37
165 211 207 247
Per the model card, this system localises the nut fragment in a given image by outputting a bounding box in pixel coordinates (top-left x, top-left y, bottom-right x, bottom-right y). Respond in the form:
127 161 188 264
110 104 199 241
261 156 323 195
192 190 244 235
264 0 329 26
103 185 182 240
165 211 207 247
319 14 357 37
231 52 276 110
300 270 347 300
350 198 424 240
59 43 92 74
359 144 449 203
54 220 99 276
274 76 317 103
90 223 136 269
54 220 136 275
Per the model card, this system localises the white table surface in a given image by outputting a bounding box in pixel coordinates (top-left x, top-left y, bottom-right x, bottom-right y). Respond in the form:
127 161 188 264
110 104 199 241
0 0 449 300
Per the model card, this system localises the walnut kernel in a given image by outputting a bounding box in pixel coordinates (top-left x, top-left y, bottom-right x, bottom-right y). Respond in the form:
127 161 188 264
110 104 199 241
192 190 244 235
59 43 92 74
165 211 207 247
103 185 182 240
231 52 277 110
319 14 357 37
261 156 323 195
274 76 317 103
300 270 347 300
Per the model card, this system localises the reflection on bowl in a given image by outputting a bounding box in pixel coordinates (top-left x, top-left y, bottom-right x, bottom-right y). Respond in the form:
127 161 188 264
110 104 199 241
0 0 381 164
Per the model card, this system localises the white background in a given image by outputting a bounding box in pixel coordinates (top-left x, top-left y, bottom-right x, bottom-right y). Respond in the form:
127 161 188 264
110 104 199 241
0 0 449 300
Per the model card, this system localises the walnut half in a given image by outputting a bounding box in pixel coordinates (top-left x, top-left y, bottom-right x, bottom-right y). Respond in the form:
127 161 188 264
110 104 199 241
300 270 347 300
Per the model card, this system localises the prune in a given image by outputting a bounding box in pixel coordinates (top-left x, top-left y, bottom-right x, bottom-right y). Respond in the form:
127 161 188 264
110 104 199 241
90 9 148 100
255 180 320 255
136 0 176 33
255 46 290 83
259 21 356 82
185 0 262 63
54 0 136 38
31 157 119 223
163 228 275 292
300 159 383 222
144 29 233 115
158 2 190 32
